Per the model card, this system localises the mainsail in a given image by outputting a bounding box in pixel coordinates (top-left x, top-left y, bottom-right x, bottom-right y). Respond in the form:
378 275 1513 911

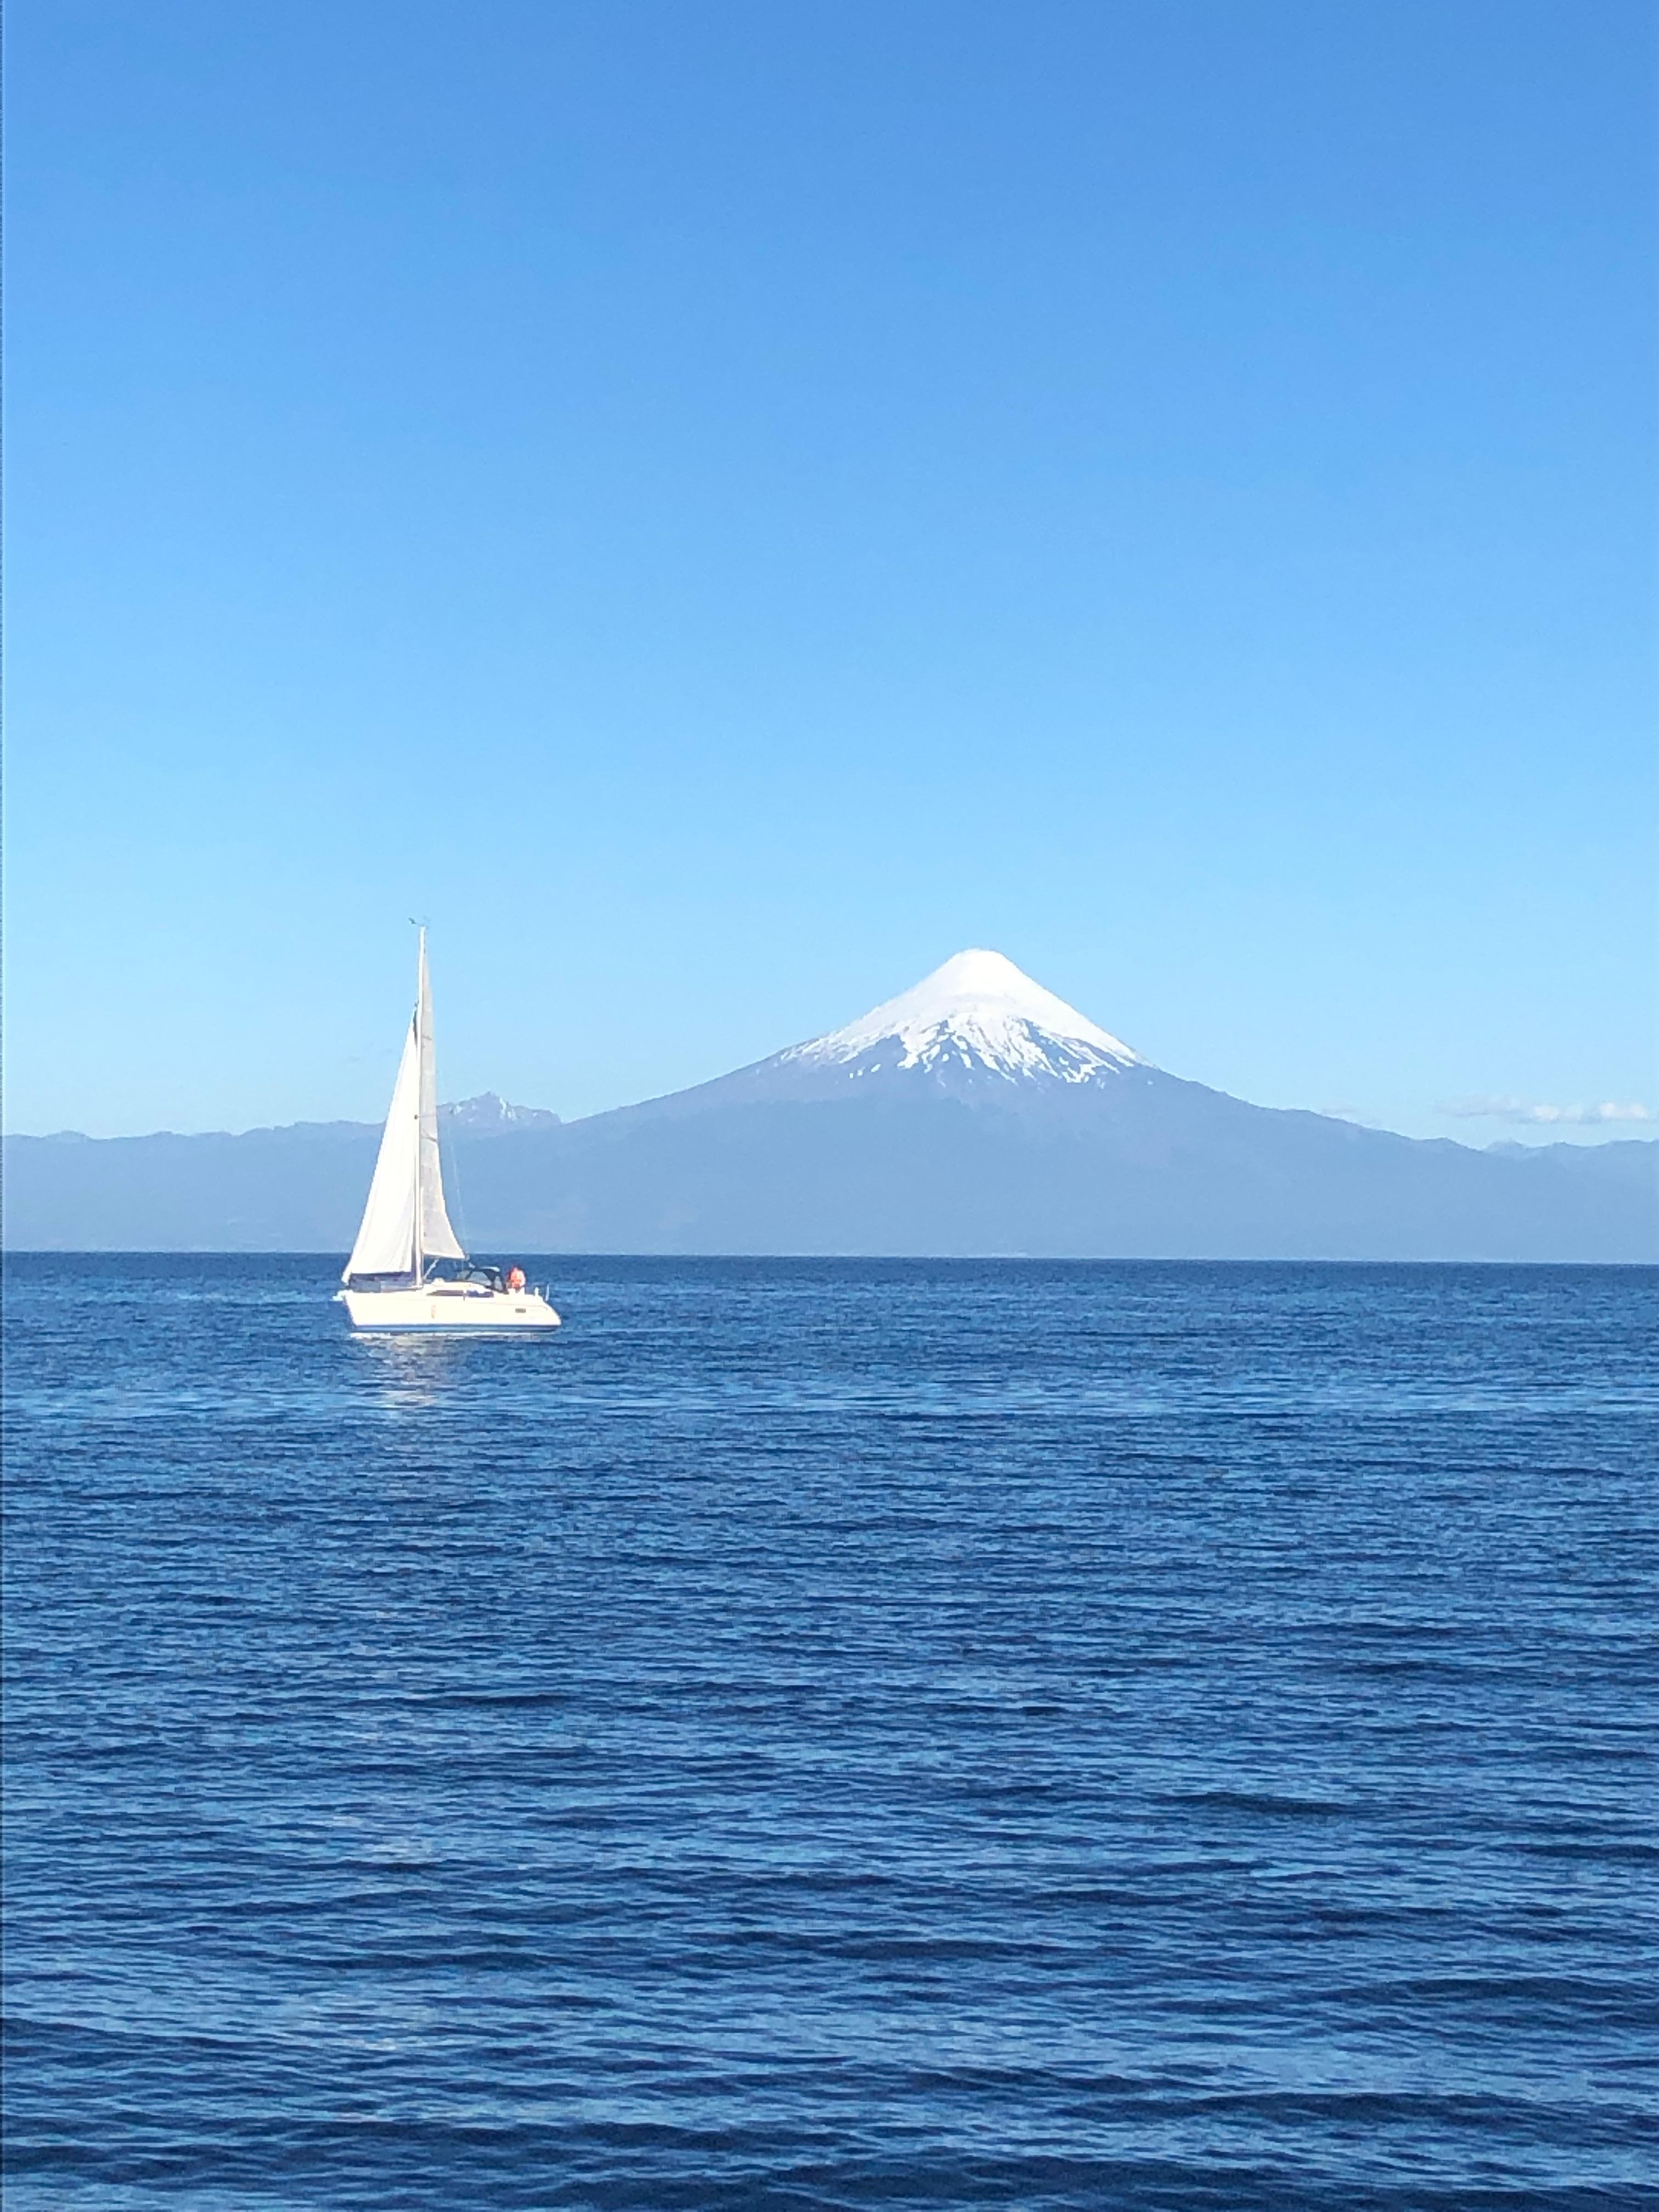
342 931 466 1283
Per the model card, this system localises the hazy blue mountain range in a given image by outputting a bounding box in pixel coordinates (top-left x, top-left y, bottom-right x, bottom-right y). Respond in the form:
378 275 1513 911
6 953 1654 1260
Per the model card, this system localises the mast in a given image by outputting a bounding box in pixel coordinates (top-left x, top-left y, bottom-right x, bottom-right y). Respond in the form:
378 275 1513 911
413 929 426 1285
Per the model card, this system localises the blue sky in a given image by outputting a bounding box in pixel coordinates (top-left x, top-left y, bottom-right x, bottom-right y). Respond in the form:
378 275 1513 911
7 0 1655 1140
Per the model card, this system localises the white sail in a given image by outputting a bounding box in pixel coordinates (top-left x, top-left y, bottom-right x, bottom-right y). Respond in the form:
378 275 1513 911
342 932 466 1283
416 933 466 1263
342 1015 421 1281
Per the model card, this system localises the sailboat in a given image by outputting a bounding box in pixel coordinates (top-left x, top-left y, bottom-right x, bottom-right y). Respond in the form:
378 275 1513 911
337 933 561 1332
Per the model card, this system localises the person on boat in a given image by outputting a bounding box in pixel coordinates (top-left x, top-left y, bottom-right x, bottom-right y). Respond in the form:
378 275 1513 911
506 1266 526 1292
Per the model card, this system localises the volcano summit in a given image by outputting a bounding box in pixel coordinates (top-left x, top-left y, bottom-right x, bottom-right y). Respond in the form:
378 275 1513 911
781 949 1142 1091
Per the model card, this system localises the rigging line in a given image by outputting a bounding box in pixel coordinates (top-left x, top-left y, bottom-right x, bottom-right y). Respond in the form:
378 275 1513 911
441 1101 473 1260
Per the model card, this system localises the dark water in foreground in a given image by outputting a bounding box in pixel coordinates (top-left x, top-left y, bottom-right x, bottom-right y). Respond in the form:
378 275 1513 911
3 1256 1656 2210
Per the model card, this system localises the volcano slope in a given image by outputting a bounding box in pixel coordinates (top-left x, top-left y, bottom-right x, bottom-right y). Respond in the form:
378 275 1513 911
437 952 1658 1261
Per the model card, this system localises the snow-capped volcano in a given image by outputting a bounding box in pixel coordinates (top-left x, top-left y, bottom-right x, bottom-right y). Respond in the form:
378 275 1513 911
12 945 1652 1259
783 949 1143 1088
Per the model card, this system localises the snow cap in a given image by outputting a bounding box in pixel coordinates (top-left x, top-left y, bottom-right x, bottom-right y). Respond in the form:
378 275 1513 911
791 949 1141 1082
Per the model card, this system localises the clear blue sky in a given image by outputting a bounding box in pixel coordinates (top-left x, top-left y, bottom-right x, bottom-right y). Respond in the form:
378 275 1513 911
7 0 1655 1141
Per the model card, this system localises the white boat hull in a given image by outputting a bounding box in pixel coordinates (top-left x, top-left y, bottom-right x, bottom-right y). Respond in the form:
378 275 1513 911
340 1284 561 1333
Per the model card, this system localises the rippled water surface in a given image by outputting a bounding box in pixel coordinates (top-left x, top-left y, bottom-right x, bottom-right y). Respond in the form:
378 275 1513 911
4 1256 1656 2209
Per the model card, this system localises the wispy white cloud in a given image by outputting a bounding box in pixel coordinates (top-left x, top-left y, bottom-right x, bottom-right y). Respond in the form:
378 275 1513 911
1444 1097 1654 1126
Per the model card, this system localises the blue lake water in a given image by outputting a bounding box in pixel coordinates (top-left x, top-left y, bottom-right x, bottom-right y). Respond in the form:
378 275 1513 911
3 1255 1656 2210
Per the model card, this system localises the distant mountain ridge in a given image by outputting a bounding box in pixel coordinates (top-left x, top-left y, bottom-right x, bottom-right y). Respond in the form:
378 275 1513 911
440 1092 562 1135
5 952 1655 1259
